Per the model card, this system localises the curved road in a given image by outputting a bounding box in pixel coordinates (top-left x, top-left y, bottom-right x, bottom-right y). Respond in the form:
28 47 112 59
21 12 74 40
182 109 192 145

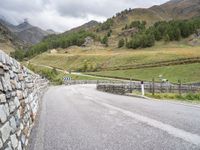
29 85 200 150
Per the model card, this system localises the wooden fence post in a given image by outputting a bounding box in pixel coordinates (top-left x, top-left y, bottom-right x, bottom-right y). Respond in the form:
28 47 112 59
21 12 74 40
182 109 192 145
152 78 155 95
178 80 182 95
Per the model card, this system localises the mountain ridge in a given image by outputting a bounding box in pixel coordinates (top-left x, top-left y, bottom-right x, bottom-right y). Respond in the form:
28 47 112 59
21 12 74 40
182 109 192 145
0 18 56 45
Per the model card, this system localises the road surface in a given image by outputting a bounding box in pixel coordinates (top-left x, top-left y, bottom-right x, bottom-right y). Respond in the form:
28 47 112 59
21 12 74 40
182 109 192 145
29 85 200 150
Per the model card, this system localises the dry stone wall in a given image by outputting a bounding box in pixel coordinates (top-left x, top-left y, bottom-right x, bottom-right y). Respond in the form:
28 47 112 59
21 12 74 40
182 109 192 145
0 50 48 150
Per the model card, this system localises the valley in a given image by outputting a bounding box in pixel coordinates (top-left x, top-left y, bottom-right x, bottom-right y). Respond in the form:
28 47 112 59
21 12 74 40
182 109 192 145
29 41 200 83
1 0 200 84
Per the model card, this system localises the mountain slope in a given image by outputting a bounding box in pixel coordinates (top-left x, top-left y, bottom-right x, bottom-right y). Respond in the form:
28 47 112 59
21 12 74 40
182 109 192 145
0 19 56 45
16 26 49 44
150 0 200 20
64 20 99 34
0 22 27 53
89 0 200 46
93 0 197 29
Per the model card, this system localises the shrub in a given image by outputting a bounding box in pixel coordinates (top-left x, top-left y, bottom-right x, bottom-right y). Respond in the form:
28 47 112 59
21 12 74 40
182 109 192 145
118 39 125 48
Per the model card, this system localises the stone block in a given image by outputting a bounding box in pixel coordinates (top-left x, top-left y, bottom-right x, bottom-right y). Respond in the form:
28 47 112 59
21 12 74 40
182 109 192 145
0 105 7 123
9 101 16 113
16 90 23 100
3 65 9 71
4 141 12 150
4 104 10 116
0 138 3 149
9 70 15 79
18 74 24 81
0 67 4 75
0 121 11 142
0 94 6 103
0 79 3 91
17 141 22 150
10 134 18 149
0 51 6 64
14 97 20 108
9 116 17 133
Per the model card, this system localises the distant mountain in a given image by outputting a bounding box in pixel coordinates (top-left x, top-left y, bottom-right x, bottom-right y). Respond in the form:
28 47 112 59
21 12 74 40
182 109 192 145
0 18 56 45
64 20 99 34
0 22 28 53
46 29 57 35
16 26 50 44
150 0 200 20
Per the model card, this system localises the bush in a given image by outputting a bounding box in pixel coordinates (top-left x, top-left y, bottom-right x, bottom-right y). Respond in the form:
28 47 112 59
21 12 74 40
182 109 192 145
101 35 108 47
127 33 155 49
118 39 125 48
10 49 25 61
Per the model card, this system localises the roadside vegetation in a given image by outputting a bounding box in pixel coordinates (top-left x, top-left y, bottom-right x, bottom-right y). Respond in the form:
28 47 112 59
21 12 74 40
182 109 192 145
27 64 64 85
145 93 200 103
26 64 106 85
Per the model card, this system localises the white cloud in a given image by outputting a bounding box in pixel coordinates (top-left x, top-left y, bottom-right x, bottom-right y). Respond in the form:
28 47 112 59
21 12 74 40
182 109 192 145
0 0 168 32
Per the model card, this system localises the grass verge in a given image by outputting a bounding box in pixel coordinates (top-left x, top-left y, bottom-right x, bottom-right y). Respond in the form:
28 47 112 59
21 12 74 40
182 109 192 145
145 93 200 103
26 64 108 85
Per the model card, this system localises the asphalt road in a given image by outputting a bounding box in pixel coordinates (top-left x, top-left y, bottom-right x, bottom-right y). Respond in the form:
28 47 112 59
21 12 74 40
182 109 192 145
29 84 200 150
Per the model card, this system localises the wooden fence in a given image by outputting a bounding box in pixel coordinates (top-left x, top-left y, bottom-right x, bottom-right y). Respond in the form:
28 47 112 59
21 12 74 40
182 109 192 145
64 80 200 94
97 82 200 95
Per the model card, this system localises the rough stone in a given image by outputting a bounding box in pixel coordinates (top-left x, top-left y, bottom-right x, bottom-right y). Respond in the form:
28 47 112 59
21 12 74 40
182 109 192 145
0 121 11 142
0 94 6 103
0 79 3 91
4 141 12 150
16 90 23 100
4 104 10 116
9 116 17 133
0 67 4 75
17 141 22 150
0 51 6 64
14 97 20 108
0 105 7 123
9 101 16 113
10 134 18 149
0 139 3 149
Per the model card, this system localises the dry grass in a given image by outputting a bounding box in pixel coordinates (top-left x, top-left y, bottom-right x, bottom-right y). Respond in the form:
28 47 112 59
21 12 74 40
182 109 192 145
30 42 200 71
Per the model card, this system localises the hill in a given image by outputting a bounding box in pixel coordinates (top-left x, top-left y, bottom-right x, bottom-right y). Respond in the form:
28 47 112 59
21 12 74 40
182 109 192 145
25 0 200 83
33 0 200 49
64 20 99 34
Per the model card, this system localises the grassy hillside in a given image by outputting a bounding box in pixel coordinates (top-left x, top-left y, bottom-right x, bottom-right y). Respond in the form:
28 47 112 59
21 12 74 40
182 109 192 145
29 42 200 71
19 0 200 84
88 63 200 83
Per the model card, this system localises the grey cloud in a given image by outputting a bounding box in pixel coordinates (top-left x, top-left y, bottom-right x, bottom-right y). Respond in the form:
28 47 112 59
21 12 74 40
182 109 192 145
0 0 168 32
51 0 168 18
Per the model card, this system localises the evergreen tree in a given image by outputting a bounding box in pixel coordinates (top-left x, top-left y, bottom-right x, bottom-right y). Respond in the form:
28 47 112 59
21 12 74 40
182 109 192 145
118 39 125 48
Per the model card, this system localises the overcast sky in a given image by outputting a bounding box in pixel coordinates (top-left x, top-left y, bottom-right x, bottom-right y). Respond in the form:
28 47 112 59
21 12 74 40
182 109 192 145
0 0 168 32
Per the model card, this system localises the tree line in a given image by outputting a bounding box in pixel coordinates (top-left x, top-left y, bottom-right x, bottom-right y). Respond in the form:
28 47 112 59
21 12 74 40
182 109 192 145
120 17 200 49
11 30 96 60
